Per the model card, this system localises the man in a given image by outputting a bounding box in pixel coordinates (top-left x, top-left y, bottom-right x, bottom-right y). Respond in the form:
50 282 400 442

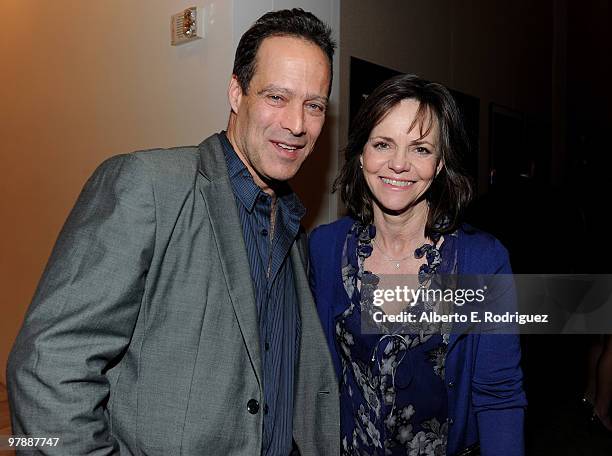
7 9 339 456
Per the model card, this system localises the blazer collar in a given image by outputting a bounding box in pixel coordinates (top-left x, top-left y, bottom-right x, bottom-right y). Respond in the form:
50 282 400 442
197 133 229 182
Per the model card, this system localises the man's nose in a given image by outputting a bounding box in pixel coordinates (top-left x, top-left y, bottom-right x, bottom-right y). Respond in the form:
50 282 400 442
281 103 306 136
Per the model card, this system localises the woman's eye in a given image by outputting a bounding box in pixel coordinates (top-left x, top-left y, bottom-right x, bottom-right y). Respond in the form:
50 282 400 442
415 146 431 155
373 142 389 150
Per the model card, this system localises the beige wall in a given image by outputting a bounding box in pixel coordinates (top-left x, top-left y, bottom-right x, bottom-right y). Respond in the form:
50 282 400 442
339 0 558 204
0 0 236 385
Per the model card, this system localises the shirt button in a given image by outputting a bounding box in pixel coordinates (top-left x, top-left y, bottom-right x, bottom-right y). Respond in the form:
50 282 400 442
261 228 268 236
247 399 259 414
264 342 270 351
264 404 269 415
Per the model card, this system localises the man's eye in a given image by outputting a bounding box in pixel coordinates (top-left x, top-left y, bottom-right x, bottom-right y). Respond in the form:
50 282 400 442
268 95 284 102
307 103 325 112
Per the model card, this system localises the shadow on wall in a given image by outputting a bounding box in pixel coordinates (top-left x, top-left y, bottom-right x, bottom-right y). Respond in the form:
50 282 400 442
290 114 336 230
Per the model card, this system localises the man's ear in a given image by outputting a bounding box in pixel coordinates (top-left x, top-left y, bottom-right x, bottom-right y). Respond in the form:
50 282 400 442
228 75 243 114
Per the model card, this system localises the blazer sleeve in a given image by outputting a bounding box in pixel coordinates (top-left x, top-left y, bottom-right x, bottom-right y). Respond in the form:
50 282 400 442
471 239 527 456
7 154 156 455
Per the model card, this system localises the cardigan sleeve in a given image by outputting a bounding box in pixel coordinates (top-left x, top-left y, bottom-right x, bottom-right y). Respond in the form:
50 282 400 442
308 226 329 339
468 236 528 455
308 221 352 380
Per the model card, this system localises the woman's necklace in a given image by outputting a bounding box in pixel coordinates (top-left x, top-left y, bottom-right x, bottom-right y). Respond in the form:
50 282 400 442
371 237 413 269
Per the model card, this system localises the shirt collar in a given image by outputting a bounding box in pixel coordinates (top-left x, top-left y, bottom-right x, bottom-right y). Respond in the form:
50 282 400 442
220 131 260 212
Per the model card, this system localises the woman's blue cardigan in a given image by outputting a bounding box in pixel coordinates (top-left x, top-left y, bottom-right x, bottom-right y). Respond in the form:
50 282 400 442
308 217 527 456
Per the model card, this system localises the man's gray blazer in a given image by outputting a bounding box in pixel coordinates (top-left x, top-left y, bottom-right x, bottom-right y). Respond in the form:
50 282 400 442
7 134 340 455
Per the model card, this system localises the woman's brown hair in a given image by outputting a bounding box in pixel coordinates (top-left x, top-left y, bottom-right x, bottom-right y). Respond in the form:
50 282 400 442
334 74 473 238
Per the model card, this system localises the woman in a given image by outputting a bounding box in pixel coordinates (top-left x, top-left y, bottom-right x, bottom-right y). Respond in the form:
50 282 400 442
309 74 527 456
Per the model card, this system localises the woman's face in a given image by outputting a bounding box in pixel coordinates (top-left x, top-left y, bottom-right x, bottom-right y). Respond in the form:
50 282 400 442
360 98 443 216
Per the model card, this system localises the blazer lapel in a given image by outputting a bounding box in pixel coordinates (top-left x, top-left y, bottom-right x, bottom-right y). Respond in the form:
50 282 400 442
197 135 262 388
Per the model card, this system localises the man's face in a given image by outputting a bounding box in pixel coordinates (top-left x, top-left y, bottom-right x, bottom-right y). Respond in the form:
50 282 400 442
227 35 331 193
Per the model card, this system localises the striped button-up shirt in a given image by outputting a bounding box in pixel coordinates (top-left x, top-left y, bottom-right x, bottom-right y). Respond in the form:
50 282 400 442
220 132 303 456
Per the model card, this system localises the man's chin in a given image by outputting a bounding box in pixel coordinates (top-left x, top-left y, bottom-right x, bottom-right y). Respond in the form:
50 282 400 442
265 166 302 183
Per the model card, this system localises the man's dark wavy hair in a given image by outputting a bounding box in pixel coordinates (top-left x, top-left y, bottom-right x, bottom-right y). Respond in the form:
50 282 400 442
334 74 473 239
232 8 336 94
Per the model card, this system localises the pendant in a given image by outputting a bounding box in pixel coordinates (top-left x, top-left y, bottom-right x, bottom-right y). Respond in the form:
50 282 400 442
395 262 401 269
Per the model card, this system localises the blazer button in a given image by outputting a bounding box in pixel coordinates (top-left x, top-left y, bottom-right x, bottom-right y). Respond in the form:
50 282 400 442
247 399 260 414
449 418 454 425
448 381 455 388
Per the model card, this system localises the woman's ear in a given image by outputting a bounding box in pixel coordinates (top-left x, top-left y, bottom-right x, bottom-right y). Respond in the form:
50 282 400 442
436 159 444 176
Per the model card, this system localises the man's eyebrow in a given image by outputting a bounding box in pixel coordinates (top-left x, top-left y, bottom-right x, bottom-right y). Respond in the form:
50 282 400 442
257 85 329 105
257 86 292 97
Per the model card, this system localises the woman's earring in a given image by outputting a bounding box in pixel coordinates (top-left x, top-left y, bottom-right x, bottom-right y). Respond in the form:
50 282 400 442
359 163 363 169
